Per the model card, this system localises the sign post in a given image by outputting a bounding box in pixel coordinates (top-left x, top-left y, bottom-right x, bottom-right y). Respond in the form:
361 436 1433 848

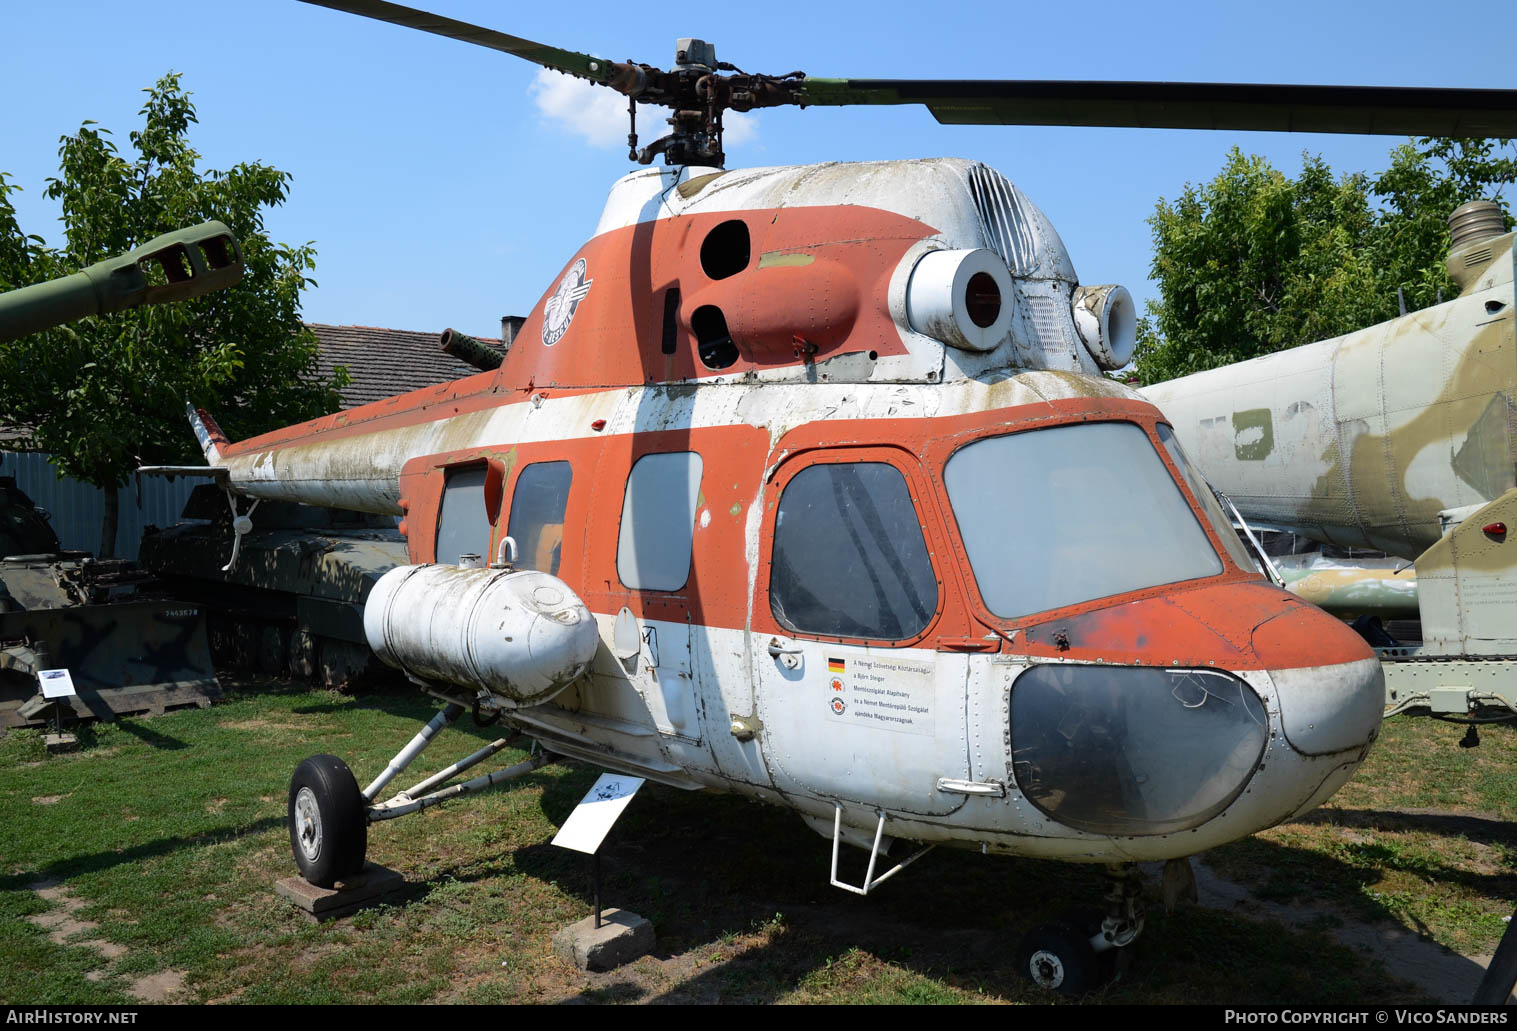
549 772 653 970
37 668 78 751
552 773 645 927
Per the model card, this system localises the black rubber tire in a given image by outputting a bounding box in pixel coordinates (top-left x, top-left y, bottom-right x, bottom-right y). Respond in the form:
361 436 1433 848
1015 920 1099 996
288 754 367 888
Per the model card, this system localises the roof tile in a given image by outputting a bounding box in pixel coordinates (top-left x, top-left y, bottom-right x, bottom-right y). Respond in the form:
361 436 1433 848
307 323 505 410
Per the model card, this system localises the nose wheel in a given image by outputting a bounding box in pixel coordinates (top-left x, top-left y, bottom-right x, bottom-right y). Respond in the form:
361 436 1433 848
1016 919 1100 995
288 754 368 888
1016 864 1146 996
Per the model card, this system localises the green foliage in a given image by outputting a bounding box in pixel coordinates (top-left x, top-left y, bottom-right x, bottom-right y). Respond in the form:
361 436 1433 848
1134 138 1517 385
0 74 345 495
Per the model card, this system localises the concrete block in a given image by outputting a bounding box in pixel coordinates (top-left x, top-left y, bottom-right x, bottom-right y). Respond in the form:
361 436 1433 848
43 733 79 754
553 908 654 971
274 863 405 923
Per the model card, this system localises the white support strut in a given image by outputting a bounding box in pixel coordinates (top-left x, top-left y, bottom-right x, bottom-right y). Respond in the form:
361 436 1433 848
828 804 935 896
361 702 465 802
396 735 517 801
367 752 553 822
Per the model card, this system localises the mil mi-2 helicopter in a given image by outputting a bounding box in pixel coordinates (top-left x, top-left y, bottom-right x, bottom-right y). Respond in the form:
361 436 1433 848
142 0 1517 994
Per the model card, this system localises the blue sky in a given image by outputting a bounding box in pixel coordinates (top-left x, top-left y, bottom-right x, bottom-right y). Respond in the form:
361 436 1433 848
3 1 1508 341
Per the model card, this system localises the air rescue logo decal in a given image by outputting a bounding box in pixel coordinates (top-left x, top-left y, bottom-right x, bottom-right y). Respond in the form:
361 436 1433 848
541 258 593 346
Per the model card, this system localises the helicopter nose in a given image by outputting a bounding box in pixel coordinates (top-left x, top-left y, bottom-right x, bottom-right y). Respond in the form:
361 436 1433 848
1251 605 1384 759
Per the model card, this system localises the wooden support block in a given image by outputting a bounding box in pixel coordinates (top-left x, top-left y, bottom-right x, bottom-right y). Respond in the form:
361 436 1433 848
273 863 405 922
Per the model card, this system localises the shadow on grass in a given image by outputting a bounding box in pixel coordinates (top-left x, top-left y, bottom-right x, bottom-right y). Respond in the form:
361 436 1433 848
455 781 1441 1005
1211 822 1517 915
289 701 367 715
0 814 284 892
1305 807 1517 849
1204 831 1510 1004
109 717 188 751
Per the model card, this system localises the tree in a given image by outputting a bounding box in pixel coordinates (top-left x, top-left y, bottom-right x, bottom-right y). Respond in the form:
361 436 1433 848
1133 138 1517 385
0 74 346 555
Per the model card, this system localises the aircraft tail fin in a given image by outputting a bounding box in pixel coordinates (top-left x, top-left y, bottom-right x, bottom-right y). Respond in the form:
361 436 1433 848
187 402 230 465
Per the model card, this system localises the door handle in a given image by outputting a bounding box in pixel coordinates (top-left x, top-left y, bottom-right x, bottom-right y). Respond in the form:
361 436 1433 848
767 637 803 669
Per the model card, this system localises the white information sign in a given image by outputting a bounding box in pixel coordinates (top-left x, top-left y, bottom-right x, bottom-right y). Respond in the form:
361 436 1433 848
823 655 935 736
551 773 645 855
38 669 77 700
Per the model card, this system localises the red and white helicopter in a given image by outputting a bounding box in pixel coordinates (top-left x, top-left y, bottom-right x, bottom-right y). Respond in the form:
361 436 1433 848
152 0 1517 993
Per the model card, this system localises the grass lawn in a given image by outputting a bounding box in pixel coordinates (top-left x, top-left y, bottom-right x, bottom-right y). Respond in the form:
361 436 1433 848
1 679 1507 1004
1208 715 1517 958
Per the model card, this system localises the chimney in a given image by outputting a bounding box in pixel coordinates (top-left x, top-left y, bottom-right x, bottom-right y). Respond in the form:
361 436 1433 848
500 315 525 353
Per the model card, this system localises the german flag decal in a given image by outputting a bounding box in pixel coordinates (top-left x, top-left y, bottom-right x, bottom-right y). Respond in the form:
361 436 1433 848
827 657 845 674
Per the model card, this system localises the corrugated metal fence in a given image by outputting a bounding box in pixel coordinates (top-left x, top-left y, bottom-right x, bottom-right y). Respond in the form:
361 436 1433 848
0 450 198 560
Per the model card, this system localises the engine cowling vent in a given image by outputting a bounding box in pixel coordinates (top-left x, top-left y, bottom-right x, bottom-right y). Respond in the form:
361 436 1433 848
1072 284 1137 370
905 248 1014 352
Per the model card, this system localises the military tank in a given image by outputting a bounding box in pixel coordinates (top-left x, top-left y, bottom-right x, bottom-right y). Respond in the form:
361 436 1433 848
0 476 218 727
138 484 408 689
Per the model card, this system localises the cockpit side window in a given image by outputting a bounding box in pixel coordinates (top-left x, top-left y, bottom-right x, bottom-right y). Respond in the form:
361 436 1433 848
944 421 1223 620
769 462 938 640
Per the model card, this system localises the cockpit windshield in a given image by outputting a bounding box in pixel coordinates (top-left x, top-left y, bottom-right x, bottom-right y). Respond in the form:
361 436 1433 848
1155 422 1257 571
943 421 1226 620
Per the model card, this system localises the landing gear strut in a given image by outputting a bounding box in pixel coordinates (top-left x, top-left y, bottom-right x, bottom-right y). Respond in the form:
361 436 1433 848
1015 863 1145 995
285 699 555 887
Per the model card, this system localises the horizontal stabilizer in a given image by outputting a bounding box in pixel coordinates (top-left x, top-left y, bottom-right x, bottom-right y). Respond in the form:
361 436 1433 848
136 465 229 482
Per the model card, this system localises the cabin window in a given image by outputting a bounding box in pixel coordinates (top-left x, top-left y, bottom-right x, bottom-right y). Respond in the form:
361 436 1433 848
617 452 704 591
944 421 1223 620
506 461 572 575
435 465 490 565
769 463 937 640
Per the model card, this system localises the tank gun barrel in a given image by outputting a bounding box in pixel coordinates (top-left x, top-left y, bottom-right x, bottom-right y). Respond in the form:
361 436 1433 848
440 328 503 371
0 221 244 344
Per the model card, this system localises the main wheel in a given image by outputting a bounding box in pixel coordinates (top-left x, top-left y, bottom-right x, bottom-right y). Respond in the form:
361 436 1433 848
288 754 367 888
1015 920 1099 996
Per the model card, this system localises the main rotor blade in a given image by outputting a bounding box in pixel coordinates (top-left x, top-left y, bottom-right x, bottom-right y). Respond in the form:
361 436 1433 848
798 79 1517 137
297 0 613 84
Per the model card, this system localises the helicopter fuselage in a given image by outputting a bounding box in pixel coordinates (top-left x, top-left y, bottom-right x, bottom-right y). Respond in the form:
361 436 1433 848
203 157 1383 864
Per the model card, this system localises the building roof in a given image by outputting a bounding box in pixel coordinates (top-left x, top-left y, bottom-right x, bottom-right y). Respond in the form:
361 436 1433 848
308 323 505 410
